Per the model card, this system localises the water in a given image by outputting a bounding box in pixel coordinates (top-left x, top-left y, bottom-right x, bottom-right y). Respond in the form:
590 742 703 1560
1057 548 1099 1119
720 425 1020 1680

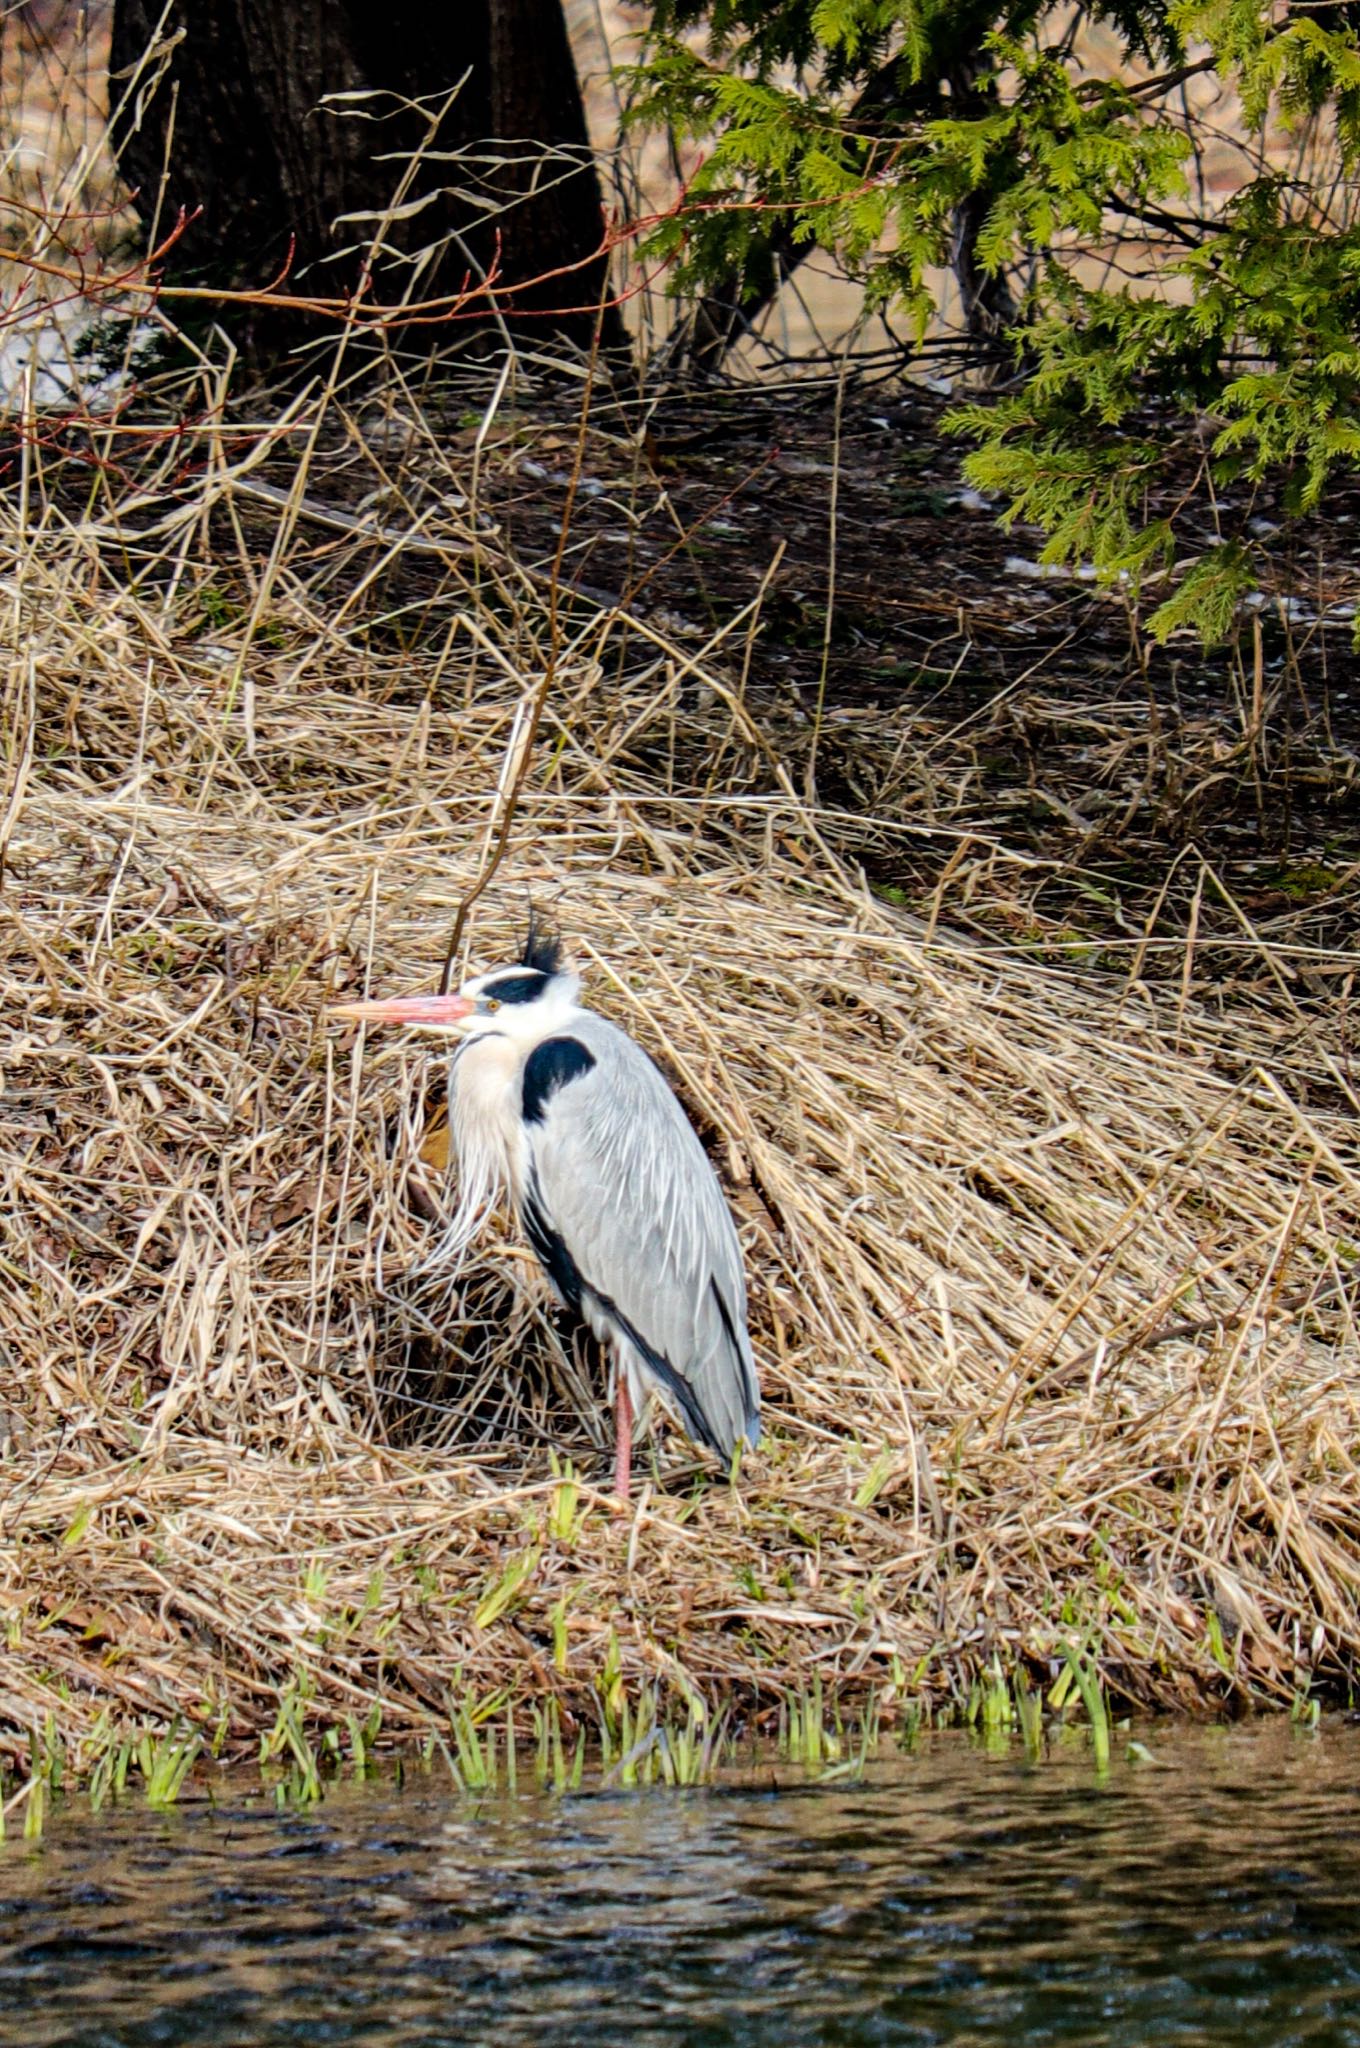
3 1721 1360 2047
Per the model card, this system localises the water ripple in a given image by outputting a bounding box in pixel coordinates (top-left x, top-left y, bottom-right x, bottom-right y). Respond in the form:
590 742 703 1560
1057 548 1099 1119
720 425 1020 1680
2 1722 1359 2047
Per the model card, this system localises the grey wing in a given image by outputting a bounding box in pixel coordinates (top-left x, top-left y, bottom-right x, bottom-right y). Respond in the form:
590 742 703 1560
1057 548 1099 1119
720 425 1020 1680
520 1014 760 1456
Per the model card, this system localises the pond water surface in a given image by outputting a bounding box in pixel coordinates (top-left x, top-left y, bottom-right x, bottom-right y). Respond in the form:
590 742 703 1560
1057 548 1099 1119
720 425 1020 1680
3 1720 1359 2047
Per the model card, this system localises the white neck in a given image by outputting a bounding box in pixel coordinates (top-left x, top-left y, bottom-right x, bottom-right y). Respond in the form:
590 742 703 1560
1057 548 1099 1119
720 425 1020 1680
424 978 586 1269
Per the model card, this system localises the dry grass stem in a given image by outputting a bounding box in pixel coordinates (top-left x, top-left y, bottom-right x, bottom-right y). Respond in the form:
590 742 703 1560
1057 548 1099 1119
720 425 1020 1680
0 340 1356 1774
0 19 1356 1776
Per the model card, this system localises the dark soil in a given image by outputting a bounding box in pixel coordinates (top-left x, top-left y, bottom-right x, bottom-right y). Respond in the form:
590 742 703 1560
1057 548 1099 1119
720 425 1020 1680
481 375 1360 973
56 359 1360 990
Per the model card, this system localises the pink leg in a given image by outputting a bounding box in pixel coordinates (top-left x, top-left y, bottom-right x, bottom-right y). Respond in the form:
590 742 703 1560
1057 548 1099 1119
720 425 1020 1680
612 1378 632 1502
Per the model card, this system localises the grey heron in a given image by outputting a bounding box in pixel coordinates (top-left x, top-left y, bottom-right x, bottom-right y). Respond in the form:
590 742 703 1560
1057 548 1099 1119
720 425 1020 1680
333 930 760 1498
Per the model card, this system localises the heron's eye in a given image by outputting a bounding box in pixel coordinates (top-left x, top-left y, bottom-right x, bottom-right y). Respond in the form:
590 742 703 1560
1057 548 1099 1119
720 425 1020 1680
484 997 501 1014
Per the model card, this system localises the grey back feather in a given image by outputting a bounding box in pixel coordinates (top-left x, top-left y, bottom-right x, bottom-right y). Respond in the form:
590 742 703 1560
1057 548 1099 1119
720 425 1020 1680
522 1011 760 1456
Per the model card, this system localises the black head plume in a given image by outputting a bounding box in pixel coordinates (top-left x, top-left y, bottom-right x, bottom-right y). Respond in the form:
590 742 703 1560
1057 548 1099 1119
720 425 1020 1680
520 908 562 977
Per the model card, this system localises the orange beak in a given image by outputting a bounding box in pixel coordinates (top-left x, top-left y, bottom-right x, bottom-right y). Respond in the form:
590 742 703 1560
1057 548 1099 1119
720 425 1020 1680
328 992 477 1029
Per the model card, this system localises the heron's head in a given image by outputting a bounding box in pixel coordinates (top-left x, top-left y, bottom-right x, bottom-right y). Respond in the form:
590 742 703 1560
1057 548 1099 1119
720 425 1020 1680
330 927 582 1043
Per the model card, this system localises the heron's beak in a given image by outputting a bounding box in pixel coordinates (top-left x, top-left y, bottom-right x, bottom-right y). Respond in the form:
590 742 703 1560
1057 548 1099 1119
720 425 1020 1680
328 992 477 1031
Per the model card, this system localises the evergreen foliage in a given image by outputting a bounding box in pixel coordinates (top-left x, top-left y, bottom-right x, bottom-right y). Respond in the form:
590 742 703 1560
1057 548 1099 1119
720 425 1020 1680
628 1 1360 644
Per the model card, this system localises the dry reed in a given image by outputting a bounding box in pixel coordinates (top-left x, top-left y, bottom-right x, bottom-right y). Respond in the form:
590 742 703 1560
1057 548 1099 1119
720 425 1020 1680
0 322 1356 1783
0 3 1355 1773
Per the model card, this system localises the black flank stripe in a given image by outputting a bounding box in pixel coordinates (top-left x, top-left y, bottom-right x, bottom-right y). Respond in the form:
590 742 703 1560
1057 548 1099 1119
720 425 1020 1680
523 1177 585 1317
520 1168 720 1454
522 1036 596 1124
710 1276 757 1425
585 1287 722 1453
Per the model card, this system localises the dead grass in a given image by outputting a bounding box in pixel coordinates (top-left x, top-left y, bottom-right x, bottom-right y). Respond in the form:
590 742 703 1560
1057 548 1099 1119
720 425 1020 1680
0 15 1352 1777
0 302 1357 1781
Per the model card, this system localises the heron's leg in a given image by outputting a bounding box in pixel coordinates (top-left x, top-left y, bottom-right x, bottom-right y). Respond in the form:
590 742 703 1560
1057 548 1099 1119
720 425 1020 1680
612 1378 632 1501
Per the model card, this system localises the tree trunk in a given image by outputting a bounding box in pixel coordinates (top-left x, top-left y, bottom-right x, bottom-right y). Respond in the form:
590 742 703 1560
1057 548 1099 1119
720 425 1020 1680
108 0 622 358
942 54 1018 346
